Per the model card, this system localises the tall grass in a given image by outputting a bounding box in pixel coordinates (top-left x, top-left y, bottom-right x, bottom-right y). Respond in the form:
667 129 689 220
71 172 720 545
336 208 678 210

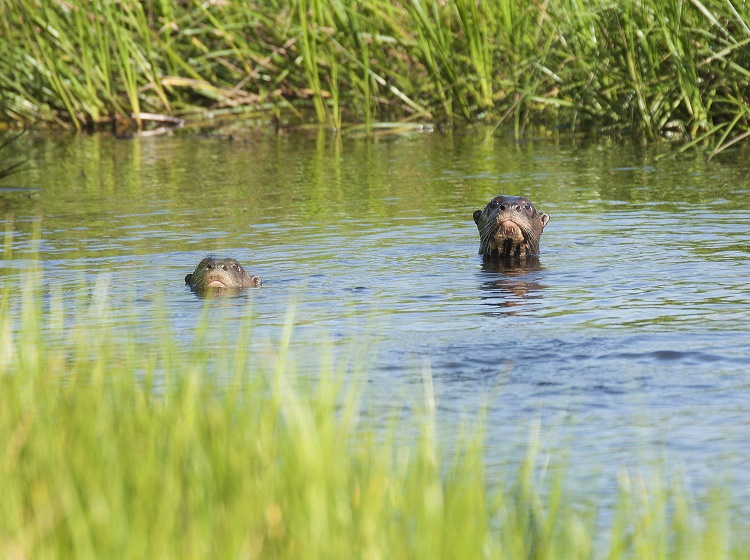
2 0 748 151
0 246 747 557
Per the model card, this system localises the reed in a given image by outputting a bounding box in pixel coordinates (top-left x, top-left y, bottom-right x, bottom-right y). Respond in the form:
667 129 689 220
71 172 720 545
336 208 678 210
0 0 748 148
0 247 746 558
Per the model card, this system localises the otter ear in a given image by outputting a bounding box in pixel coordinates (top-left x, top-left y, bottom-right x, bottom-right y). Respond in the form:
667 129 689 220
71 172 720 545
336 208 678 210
185 274 193 285
539 213 550 230
473 210 482 225
251 275 262 287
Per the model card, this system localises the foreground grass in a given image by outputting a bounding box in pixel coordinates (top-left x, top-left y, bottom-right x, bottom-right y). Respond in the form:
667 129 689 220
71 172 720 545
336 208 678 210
2 0 749 153
0 260 745 558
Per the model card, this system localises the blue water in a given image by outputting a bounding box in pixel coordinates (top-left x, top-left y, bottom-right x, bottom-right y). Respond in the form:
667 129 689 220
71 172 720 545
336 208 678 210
3 129 750 499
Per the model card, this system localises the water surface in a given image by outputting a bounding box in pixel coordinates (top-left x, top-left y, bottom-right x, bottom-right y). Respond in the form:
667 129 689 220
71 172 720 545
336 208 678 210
3 129 750 498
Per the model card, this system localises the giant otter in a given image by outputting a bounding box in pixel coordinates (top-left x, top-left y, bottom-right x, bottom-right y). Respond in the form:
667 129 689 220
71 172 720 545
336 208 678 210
473 195 549 259
185 257 262 292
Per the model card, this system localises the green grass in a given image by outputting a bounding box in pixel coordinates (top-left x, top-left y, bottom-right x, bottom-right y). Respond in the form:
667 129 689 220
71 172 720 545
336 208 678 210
0 245 747 558
1 0 749 154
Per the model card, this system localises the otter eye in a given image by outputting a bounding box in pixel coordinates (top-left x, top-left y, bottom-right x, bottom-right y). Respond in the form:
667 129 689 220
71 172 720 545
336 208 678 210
489 199 500 209
524 203 532 211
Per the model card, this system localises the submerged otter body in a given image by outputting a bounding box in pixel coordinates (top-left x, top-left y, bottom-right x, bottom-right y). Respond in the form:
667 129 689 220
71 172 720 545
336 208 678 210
185 257 262 292
473 195 549 259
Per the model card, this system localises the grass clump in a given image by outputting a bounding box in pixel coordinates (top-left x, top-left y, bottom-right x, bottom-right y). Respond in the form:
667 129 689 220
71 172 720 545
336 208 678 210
0 251 747 558
1 0 749 153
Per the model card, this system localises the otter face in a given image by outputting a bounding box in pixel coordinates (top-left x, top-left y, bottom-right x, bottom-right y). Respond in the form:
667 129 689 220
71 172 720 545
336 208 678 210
473 195 549 259
185 257 262 292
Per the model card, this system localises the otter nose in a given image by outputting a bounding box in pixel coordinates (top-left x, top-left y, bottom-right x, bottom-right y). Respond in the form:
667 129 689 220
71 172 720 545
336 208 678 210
206 262 229 271
499 202 521 212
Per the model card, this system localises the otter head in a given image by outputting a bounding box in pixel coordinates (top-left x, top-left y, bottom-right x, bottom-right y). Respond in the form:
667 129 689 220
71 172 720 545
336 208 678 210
473 195 549 259
185 257 262 292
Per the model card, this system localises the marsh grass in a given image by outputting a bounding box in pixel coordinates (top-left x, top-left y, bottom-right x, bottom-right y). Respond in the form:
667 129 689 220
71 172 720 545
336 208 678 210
1 0 748 152
0 245 747 558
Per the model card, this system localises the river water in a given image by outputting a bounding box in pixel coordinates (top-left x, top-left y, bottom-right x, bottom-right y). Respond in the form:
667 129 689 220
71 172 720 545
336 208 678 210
3 128 750 498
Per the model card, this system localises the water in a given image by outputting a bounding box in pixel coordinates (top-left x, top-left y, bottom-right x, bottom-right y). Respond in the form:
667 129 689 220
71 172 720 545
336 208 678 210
3 128 750 498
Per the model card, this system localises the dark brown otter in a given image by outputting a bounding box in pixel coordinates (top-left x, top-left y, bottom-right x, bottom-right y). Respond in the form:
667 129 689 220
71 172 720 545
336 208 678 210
185 257 262 292
473 195 549 259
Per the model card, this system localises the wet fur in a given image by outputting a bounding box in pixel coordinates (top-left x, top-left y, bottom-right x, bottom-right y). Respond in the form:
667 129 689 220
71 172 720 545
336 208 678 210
473 195 549 259
185 257 261 291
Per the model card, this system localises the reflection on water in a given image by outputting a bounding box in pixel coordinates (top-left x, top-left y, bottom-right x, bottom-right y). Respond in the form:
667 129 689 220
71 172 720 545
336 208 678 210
3 129 750 500
478 259 545 316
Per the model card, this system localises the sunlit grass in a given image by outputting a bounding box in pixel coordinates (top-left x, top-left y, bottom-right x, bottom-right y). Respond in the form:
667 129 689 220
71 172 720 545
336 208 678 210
1 0 748 152
0 245 747 558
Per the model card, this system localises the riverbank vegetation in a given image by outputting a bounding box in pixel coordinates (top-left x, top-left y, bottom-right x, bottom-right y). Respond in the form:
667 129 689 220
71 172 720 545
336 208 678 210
1 0 749 153
0 249 745 558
